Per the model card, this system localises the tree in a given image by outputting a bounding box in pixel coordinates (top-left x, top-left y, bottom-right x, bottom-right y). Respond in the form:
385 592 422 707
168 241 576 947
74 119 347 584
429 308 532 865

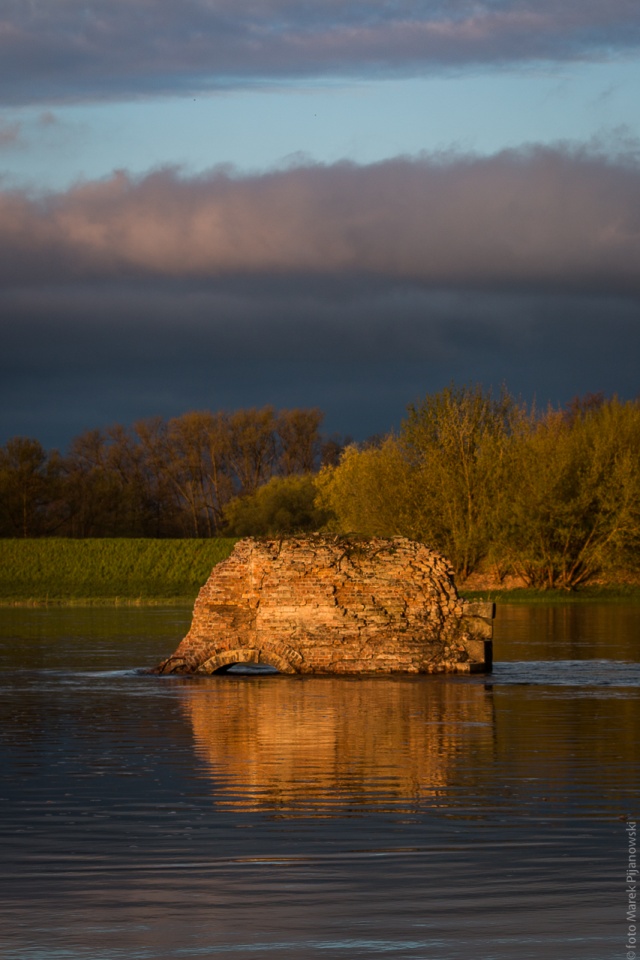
276 408 324 475
399 384 517 577
60 426 164 537
316 386 518 577
224 474 331 536
498 398 640 589
132 417 187 536
161 412 234 537
0 437 58 537
227 407 279 496
314 438 416 538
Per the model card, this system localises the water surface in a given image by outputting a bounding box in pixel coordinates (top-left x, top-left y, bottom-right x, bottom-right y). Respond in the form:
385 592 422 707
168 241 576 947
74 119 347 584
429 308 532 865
0 603 637 959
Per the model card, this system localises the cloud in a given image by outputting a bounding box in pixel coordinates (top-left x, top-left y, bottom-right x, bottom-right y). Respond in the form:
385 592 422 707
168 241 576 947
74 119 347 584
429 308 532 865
3 140 638 448
1 282 638 449
1 1 639 105
37 110 58 127
1 146 639 295
0 119 21 147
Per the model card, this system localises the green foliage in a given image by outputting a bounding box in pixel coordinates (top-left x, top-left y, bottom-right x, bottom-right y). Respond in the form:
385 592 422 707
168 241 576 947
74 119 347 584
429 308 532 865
315 438 416 537
318 386 640 588
2 390 639 593
497 399 640 589
400 384 517 577
0 538 237 602
224 474 331 536
318 385 518 577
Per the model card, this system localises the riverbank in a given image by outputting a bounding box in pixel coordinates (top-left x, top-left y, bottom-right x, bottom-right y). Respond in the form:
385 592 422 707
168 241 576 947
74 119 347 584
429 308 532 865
1 538 638 606
459 567 640 602
0 538 237 605
461 585 640 604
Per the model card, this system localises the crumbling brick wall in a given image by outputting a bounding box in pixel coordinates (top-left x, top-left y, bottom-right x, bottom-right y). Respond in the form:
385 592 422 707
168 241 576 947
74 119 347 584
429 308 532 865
156 536 493 675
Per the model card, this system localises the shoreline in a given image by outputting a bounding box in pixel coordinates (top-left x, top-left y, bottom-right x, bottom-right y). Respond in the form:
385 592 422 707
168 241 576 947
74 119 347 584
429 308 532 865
1 538 638 607
2 584 640 607
0 596 196 607
461 585 640 604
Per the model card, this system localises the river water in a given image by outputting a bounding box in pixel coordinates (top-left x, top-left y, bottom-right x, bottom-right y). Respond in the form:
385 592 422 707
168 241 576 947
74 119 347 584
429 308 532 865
0 604 638 960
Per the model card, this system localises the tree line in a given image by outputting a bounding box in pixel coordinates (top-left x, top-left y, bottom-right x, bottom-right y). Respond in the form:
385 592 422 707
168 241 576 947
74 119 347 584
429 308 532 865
317 387 640 589
0 407 341 539
2 388 639 589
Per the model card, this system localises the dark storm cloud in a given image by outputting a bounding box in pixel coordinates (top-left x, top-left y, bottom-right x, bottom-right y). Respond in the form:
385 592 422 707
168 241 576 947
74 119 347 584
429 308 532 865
2 146 638 447
1 281 638 450
1 147 639 295
1 1 639 105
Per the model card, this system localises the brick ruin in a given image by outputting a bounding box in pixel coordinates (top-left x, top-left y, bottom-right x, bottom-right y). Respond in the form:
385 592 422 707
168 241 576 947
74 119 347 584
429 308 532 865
155 535 494 675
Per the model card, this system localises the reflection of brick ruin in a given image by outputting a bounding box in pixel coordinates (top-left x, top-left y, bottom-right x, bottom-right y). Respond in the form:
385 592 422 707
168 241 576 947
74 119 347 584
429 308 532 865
182 678 495 813
156 536 494 675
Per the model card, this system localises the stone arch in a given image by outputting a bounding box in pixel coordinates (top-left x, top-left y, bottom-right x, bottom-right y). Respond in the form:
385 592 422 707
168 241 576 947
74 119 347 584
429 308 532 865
197 644 300 675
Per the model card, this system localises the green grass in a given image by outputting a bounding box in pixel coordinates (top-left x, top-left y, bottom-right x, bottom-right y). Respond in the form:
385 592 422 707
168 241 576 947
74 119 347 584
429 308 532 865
461 584 640 604
0 538 238 604
2 538 638 606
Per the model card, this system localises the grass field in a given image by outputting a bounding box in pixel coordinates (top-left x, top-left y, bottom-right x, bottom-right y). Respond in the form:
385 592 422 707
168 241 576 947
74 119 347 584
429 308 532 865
1 538 638 605
0 538 238 604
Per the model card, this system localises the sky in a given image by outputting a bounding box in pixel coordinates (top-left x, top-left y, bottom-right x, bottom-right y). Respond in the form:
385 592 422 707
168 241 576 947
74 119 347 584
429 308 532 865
2 0 640 450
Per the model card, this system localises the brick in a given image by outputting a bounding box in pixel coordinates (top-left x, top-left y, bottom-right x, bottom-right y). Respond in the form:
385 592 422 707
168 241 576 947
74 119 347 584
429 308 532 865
155 535 494 675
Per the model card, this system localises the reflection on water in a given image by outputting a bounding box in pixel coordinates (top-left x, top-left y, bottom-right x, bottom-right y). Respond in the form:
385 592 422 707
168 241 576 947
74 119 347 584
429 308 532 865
0 602 638 960
181 665 639 822
183 677 495 812
493 601 640 661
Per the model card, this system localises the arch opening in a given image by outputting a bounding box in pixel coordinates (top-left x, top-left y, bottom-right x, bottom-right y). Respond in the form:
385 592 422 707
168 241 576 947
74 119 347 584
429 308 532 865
217 662 280 676
199 646 299 676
